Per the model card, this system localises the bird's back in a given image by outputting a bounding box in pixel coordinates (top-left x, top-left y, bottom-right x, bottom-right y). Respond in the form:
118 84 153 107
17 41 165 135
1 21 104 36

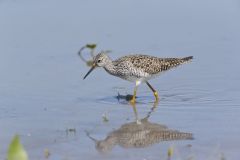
114 54 193 75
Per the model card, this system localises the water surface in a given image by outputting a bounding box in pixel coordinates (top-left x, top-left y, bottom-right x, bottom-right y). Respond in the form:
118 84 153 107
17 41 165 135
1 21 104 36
0 0 240 159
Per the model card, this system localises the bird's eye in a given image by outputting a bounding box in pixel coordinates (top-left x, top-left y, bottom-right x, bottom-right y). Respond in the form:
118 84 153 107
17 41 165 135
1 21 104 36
97 59 101 63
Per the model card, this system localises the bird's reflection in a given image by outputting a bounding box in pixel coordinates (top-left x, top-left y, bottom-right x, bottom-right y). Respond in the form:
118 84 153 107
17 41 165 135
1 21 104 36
86 101 193 153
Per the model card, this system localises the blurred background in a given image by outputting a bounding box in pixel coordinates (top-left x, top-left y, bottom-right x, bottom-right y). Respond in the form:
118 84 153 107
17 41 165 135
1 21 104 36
0 0 240 159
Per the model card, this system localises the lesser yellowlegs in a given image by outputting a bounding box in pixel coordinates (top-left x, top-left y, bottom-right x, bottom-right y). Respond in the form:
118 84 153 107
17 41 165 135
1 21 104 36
83 52 193 103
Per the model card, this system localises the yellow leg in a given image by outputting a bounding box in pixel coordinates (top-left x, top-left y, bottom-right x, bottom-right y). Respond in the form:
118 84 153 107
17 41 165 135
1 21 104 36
146 81 159 101
130 86 137 104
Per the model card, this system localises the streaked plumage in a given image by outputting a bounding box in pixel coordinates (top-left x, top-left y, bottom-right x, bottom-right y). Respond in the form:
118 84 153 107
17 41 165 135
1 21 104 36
83 52 193 103
111 54 192 81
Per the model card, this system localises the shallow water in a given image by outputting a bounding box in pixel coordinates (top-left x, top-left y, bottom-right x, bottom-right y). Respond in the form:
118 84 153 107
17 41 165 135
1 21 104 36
1 0 240 159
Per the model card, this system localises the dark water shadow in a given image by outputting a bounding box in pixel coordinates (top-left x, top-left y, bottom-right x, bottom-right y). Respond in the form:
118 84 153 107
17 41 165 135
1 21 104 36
97 92 158 106
86 101 193 153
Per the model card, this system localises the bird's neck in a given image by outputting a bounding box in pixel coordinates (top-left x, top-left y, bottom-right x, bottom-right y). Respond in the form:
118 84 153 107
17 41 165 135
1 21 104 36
103 60 117 75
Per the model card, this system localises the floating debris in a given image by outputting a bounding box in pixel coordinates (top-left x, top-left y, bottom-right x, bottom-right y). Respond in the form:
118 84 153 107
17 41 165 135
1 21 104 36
102 113 109 122
85 44 97 50
66 128 77 136
78 43 112 67
78 43 96 67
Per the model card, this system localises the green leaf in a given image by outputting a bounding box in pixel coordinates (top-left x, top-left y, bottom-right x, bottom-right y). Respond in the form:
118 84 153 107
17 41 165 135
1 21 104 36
86 44 97 49
86 60 94 67
7 135 28 160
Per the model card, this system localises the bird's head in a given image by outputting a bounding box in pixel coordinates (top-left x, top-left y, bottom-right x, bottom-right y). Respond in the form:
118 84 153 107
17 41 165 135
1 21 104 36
83 52 110 79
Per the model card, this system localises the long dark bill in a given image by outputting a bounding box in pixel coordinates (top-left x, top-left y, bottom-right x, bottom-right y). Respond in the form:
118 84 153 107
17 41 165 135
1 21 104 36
83 65 96 80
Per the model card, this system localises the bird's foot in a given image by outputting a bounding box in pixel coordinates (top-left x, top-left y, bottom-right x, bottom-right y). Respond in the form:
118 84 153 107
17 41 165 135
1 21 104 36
130 97 136 104
154 91 159 101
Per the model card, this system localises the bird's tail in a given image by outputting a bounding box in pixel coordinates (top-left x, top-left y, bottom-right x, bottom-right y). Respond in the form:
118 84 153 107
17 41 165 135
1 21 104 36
181 56 193 62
